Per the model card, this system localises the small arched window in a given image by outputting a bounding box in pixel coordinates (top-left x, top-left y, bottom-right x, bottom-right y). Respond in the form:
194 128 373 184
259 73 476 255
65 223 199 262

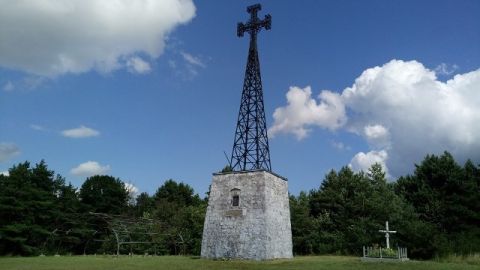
231 188 240 207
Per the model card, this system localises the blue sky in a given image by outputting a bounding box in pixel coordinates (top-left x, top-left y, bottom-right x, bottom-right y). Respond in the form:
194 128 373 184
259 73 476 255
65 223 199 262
1 0 479 197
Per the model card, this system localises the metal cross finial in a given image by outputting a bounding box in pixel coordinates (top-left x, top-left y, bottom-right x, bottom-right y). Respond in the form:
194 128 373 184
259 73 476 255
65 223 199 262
237 4 271 38
379 221 397 249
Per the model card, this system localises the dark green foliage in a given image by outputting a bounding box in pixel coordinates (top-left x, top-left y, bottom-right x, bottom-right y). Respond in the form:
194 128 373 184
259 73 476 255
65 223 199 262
153 180 205 255
134 192 155 217
1 153 478 258
220 165 233 173
79 175 129 215
0 164 206 256
289 192 319 254
290 153 480 259
154 179 202 207
77 175 130 254
0 161 75 255
294 165 415 255
395 152 480 257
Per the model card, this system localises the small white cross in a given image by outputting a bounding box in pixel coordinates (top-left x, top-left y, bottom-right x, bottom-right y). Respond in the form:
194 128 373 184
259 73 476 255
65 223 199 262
378 221 396 249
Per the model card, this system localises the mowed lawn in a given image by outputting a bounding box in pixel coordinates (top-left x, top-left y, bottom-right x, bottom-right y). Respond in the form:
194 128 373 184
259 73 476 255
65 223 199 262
0 255 479 270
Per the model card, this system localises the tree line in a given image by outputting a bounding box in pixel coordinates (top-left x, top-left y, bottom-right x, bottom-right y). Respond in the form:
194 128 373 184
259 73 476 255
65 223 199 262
0 161 206 256
291 153 479 258
0 152 478 258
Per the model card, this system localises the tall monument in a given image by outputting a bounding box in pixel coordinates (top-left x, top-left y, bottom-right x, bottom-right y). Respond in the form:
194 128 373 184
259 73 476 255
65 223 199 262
201 4 293 260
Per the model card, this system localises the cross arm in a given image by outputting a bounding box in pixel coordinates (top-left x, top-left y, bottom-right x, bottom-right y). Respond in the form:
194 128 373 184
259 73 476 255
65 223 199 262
379 230 397 233
237 22 246 37
237 15 271 37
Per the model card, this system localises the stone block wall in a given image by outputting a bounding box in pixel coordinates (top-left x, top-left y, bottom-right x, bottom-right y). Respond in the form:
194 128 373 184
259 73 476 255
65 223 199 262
201 170 293 260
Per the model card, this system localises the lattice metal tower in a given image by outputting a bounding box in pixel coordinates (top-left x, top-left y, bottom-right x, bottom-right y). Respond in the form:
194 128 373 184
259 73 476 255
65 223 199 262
230 4 272 171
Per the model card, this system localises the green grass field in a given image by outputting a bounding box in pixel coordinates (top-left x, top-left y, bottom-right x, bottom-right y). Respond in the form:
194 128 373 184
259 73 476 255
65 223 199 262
0 255 479 270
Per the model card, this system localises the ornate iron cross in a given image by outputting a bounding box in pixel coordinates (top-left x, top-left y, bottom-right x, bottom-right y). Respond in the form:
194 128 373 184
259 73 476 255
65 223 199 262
237 4 271 39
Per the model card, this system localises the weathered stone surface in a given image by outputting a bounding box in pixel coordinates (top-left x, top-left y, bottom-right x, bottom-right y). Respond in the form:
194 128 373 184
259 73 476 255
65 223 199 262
201 170 293 260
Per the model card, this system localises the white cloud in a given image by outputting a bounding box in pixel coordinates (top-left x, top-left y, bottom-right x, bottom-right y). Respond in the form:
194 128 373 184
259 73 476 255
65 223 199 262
349 150 389 175
0 171 9 176
0 0 196 77
0 143 20 162
272 59 480 177
181 52 206 68
125 182 139 205
269 86 346 140
435 63 459 76
171 51 206 79
331 141 350 151
125 183 139 194
126 56 151 74
343 60 480 176
363 124 390 148
3 81 14 91
125 182 139 196
364 124 388 140
30 124 46 131
62 125 100 138
70 161 110 177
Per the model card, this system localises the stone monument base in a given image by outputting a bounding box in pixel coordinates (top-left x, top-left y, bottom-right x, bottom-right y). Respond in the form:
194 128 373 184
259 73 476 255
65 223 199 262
201 170 293 260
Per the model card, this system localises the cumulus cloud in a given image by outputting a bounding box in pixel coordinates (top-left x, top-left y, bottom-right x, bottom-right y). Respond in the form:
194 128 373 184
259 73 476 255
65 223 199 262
62 126 100 138
125 183 139 195
272 59 480 177
343 60 480 176
125 182 139 202
125 182 139 205
269 86 346 139
126 56 151 74
70 161 110 177
349 150 389 174
363 124 390 148
0 143 20 162
364 124 388 140
0 0 196 77
0 171 9 176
